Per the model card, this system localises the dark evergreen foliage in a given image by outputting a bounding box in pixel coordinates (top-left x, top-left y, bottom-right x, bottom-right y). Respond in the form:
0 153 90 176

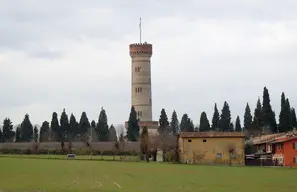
235 116 242 132
97 107 109 141
59 109 69 141
219 101 232 132
253 98 263 128
199 111 210 132
2 118 15 142
262 87 277 133
108 124 118 141
126 106 139 141
170 110 179 135
33 126 38 142
279 93 292 132
211 103 220 131
69 114 78 141
158 108 170 134
15 125 21 142
229 122 234 132
291 108 297 128
180 114 194 132
244 103 253 131
79 111 90 139
39 121 50 142
20 114 33 142
50 112 59 141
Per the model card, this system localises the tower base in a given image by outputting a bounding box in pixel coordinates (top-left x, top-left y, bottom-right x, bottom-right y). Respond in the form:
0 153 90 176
125 121 158 135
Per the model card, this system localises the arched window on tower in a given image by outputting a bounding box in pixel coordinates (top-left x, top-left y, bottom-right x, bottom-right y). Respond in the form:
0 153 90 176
135 67 142 73
137 111 143 117
135 87 142 93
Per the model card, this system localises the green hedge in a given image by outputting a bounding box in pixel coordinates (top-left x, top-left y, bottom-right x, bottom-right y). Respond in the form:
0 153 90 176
0 148 137 156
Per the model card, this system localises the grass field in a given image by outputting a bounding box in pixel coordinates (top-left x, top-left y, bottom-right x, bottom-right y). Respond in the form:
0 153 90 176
0 156 297 192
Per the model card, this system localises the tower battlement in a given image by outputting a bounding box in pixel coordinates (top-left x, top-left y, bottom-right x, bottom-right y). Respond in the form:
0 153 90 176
129 43 152 57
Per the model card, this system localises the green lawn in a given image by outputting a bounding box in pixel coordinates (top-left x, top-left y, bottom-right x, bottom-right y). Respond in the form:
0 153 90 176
0 157 296 192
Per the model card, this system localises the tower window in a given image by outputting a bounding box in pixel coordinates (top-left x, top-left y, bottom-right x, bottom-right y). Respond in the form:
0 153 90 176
137 111 143 117
135 67 142 72
135 87 142 93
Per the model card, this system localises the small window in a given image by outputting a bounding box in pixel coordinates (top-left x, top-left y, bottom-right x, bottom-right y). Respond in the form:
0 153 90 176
231 153 237 159
188 139 192 142
137 111 142 117
216 153 222 158
294 142 297 150
135 67 142 72
203 139 207 143
295 156 297 164
135 87 142 93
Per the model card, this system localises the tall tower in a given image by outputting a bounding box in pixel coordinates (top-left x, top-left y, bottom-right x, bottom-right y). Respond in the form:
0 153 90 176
127 42 158 134
125 18 158 134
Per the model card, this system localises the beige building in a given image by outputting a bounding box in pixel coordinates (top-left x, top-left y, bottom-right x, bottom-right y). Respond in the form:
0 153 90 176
179 132 245 165
125 42 158 134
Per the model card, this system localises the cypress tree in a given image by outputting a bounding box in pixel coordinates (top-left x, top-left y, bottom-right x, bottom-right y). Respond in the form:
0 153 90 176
253 98 263 128
219 101 231 132
235 116 242 132
158 108 170 134
262 87 277 133
33 126 39 142
279 93 291 132
211 103 220 131
60 109 69 141
50 112 60 141
20 114 33 142
180 114 189 132
39 121 50 142
79 111 90 140
170 110 179 135
180 114 194 132
108 124 118 141
229 122 234 132
285 99 292 130
15 125 21 142
69 114 78 141
199 111 210 132
187 119 195 132
244 103 253 131
126 106 139 141
97 107 109 141
291 108 297 129
2 118 15 142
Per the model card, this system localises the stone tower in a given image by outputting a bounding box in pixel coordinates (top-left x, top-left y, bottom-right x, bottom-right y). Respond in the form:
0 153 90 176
125 42 158 134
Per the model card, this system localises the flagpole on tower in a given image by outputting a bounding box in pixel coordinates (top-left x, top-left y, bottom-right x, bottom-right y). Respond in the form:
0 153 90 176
139 17 142 43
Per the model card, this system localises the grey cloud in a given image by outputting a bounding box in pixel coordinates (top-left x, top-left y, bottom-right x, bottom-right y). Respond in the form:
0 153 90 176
27 48 63 60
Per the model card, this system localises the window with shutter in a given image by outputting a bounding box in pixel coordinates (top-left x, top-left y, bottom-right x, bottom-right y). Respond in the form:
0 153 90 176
295 156 297 164
294 142 297 150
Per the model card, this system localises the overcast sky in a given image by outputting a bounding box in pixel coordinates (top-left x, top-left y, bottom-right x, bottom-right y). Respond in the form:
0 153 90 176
0 0 297 129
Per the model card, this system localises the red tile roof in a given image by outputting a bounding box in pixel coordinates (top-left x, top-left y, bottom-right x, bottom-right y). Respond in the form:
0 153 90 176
252 133 286 145
270 136 297 144
179 132 245 138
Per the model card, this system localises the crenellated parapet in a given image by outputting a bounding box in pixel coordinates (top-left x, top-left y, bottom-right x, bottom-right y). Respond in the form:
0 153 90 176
129 42 152 57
